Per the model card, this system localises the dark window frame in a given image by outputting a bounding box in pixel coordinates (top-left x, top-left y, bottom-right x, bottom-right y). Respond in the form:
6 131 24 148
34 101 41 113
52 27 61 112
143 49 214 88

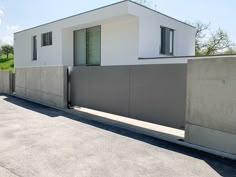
41 32 52 46
160 26 174 56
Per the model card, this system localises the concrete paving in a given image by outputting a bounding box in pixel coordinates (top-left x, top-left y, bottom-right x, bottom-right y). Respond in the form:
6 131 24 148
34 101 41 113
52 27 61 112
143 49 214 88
0 95 235 177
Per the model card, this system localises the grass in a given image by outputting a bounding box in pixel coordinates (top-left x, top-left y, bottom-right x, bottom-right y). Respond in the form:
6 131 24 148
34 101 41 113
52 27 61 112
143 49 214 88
0 53 14 72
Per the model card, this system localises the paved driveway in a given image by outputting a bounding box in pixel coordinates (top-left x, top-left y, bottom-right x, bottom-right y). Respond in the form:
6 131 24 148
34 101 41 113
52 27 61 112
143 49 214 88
0 95 235 177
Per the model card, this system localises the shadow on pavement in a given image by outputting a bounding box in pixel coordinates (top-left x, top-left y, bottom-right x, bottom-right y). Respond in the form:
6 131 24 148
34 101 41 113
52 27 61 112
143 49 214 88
3 94 236 177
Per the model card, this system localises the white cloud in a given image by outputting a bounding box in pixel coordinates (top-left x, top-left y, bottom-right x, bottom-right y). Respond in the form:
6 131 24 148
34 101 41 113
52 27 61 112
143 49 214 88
1 36 13 45
0 10 4 17
0 10 3 25
0 24 21 44
6 25 21 33
1 25 21 45
0 10 21 45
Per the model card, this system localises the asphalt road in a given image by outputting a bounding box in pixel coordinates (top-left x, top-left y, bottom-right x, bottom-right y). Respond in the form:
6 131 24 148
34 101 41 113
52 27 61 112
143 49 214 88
0 94 235 177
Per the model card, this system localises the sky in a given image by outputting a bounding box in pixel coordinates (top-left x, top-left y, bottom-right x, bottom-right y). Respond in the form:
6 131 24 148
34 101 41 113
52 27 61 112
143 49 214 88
0 0 235 45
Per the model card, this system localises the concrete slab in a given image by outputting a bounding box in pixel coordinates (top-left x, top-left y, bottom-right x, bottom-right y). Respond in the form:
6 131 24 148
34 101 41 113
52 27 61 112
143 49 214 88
0 166 19 177
72 107 185 141
185 124 236 154
15 66 67 108
0 71 11 94
186 57 236 155
0 94 235 177
68 107 236 160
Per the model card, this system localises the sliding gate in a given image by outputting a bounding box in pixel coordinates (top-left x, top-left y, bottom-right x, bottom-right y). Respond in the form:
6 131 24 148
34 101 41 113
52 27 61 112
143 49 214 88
70 64 187 129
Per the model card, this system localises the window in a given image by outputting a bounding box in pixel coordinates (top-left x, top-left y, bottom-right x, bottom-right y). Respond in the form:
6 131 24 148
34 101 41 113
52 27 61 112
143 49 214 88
160 27 174 55
74 26 101 66
41 32 52 46
32 36 37 61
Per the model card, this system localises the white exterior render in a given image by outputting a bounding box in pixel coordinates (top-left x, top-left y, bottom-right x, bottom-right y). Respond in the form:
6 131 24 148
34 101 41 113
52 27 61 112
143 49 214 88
14 0 196 68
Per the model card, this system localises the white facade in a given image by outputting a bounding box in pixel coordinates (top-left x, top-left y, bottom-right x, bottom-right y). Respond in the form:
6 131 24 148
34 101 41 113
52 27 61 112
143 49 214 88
14 1 196 68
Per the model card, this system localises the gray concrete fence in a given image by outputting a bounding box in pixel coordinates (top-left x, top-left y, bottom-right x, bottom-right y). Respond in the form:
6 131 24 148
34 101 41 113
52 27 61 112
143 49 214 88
0 70 13 94
15 66 67 108
70 64 187 129
185 57 236 155
5 56 236 157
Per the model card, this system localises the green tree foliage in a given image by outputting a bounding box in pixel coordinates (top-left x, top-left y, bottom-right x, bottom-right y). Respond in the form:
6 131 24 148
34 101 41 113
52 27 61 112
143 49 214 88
224 47 236 55
190 21 234 56
1 45 14 60
194 22 210 56
204 29 232 55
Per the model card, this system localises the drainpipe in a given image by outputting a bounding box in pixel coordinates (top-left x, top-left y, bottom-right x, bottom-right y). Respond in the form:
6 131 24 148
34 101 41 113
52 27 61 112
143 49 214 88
67 66 73 109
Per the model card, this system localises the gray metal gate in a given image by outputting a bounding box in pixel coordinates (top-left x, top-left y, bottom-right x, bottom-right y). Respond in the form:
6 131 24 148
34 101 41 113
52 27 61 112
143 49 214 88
70 64 187 129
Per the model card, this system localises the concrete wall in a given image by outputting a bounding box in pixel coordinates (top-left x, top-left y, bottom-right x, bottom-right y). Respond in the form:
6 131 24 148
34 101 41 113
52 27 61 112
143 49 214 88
14 1 195 68
0 71 12 94
185 57 236 155
15 66 67 108
70 64 187 129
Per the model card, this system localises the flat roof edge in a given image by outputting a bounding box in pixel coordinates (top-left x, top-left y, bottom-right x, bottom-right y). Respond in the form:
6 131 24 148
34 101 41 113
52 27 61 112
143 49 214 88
14 0 195 35
139 54 236 60
14 0 128 34
128 1 195 29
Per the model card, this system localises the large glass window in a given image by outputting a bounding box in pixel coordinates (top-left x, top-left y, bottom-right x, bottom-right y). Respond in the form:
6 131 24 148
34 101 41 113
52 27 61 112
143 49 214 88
74 26 101 66
160 27 174 55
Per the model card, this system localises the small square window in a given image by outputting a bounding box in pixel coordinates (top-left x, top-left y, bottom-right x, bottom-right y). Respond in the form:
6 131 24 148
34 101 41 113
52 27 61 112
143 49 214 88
41 32 52 46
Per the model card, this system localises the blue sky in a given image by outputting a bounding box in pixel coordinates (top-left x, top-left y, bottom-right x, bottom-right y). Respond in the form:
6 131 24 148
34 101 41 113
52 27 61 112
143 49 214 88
0 0 235 45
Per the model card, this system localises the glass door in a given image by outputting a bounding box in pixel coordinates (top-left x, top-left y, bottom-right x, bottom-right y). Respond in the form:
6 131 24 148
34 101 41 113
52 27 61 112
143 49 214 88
74 26 101 66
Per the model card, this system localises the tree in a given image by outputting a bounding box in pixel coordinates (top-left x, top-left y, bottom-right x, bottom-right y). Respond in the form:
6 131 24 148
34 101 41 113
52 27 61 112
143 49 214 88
133 0 153 8
190 21 234 56
193 21 210 55
204 29 232 55
224 47 236 55
1 45 14 60
0 40 2 55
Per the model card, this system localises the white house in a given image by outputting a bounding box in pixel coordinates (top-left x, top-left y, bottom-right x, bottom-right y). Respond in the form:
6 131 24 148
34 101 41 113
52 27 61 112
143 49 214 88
14 0 196 68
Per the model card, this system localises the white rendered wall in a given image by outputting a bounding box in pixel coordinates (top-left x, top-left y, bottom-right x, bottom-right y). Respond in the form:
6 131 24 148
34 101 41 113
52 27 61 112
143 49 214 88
14 2 129 68
14 1 196 68
101 17 139 66
14 26 63 67
128 2 196 58
60 16 138 67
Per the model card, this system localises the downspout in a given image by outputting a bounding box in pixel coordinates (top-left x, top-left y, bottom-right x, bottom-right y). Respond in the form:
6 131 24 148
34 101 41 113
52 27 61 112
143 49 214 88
67 66 73 109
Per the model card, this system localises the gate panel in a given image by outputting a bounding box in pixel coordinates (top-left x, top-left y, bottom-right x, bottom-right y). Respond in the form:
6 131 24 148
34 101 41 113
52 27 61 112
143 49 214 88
70 64 187 129
129 64 187 129
70 66 130 116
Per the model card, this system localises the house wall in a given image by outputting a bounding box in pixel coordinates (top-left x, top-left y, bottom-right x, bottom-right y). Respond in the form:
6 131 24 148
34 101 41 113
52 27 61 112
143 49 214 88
14 1 195 68
14 1 130 68
128 2 196 58
185 57 236 155
101 17 139 66
14 27 63 67
14 16 139 68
